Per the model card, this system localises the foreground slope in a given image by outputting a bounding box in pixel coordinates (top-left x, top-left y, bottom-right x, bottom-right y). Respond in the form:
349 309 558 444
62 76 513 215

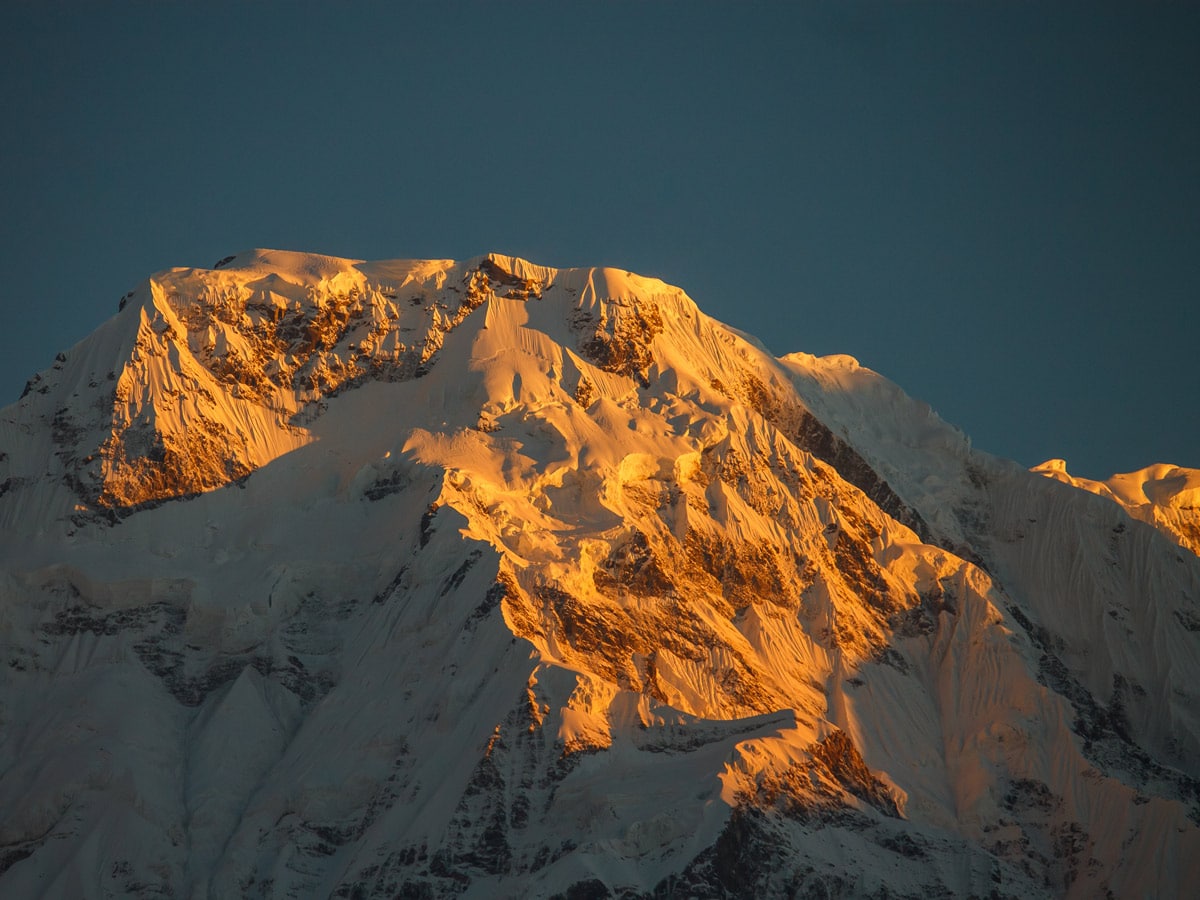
1 251 1198 898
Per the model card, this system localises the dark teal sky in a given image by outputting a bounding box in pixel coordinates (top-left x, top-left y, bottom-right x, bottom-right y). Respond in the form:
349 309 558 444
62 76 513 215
2 2 1196 480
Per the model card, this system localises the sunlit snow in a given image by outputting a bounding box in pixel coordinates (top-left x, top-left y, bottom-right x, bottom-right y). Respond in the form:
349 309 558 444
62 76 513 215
0 251 1196 898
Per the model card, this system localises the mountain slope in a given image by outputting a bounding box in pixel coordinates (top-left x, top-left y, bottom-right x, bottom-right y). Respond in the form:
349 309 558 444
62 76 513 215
1 251 1197 898
1032 459 1200 557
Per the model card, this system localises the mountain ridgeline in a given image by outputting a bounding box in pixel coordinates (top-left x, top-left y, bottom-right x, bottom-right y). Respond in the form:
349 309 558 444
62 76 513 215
1 250 1197 898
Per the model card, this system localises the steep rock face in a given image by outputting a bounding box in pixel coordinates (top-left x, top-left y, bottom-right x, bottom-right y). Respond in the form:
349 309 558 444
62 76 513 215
1 251 1198 899
2 251 524 517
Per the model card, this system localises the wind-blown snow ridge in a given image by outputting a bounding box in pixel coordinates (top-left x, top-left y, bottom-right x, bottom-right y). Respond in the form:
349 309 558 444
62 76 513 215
0 251 1197 899
1033 459 1200 557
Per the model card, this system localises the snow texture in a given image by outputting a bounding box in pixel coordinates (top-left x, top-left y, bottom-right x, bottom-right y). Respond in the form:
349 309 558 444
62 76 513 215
1 251 1197 899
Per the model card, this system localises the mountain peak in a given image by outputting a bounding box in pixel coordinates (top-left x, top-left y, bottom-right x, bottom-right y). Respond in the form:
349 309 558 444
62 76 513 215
1 253 726 522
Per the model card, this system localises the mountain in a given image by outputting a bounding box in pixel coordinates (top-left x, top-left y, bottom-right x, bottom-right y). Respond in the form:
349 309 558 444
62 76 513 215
1 250 1197 899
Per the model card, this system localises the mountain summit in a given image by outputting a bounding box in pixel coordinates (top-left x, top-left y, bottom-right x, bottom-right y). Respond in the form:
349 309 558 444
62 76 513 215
1 251 1198 898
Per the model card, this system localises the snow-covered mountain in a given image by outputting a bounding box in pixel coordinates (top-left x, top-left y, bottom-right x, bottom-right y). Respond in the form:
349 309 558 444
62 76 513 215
1 250 1197 899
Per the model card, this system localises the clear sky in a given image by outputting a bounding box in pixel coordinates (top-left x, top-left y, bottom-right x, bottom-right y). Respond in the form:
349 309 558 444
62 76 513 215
1 2 1196 480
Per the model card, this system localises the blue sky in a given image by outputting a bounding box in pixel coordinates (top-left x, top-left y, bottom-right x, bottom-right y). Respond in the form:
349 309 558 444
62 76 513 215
1 2 1196 479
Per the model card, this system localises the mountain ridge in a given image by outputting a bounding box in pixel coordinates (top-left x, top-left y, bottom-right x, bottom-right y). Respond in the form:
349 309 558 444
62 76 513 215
1032 458 1200 557
1 251 1197 898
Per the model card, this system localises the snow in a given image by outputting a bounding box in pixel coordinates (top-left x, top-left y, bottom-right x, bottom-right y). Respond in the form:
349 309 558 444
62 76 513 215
0 250 1197 898
1033 458 1200 556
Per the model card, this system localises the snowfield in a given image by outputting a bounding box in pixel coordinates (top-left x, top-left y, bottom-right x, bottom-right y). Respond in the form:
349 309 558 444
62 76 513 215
0 251 1197 898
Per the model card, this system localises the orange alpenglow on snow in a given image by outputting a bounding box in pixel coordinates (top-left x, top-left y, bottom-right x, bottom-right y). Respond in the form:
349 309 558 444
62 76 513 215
1033 459 1200 556
0 250 1197 898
